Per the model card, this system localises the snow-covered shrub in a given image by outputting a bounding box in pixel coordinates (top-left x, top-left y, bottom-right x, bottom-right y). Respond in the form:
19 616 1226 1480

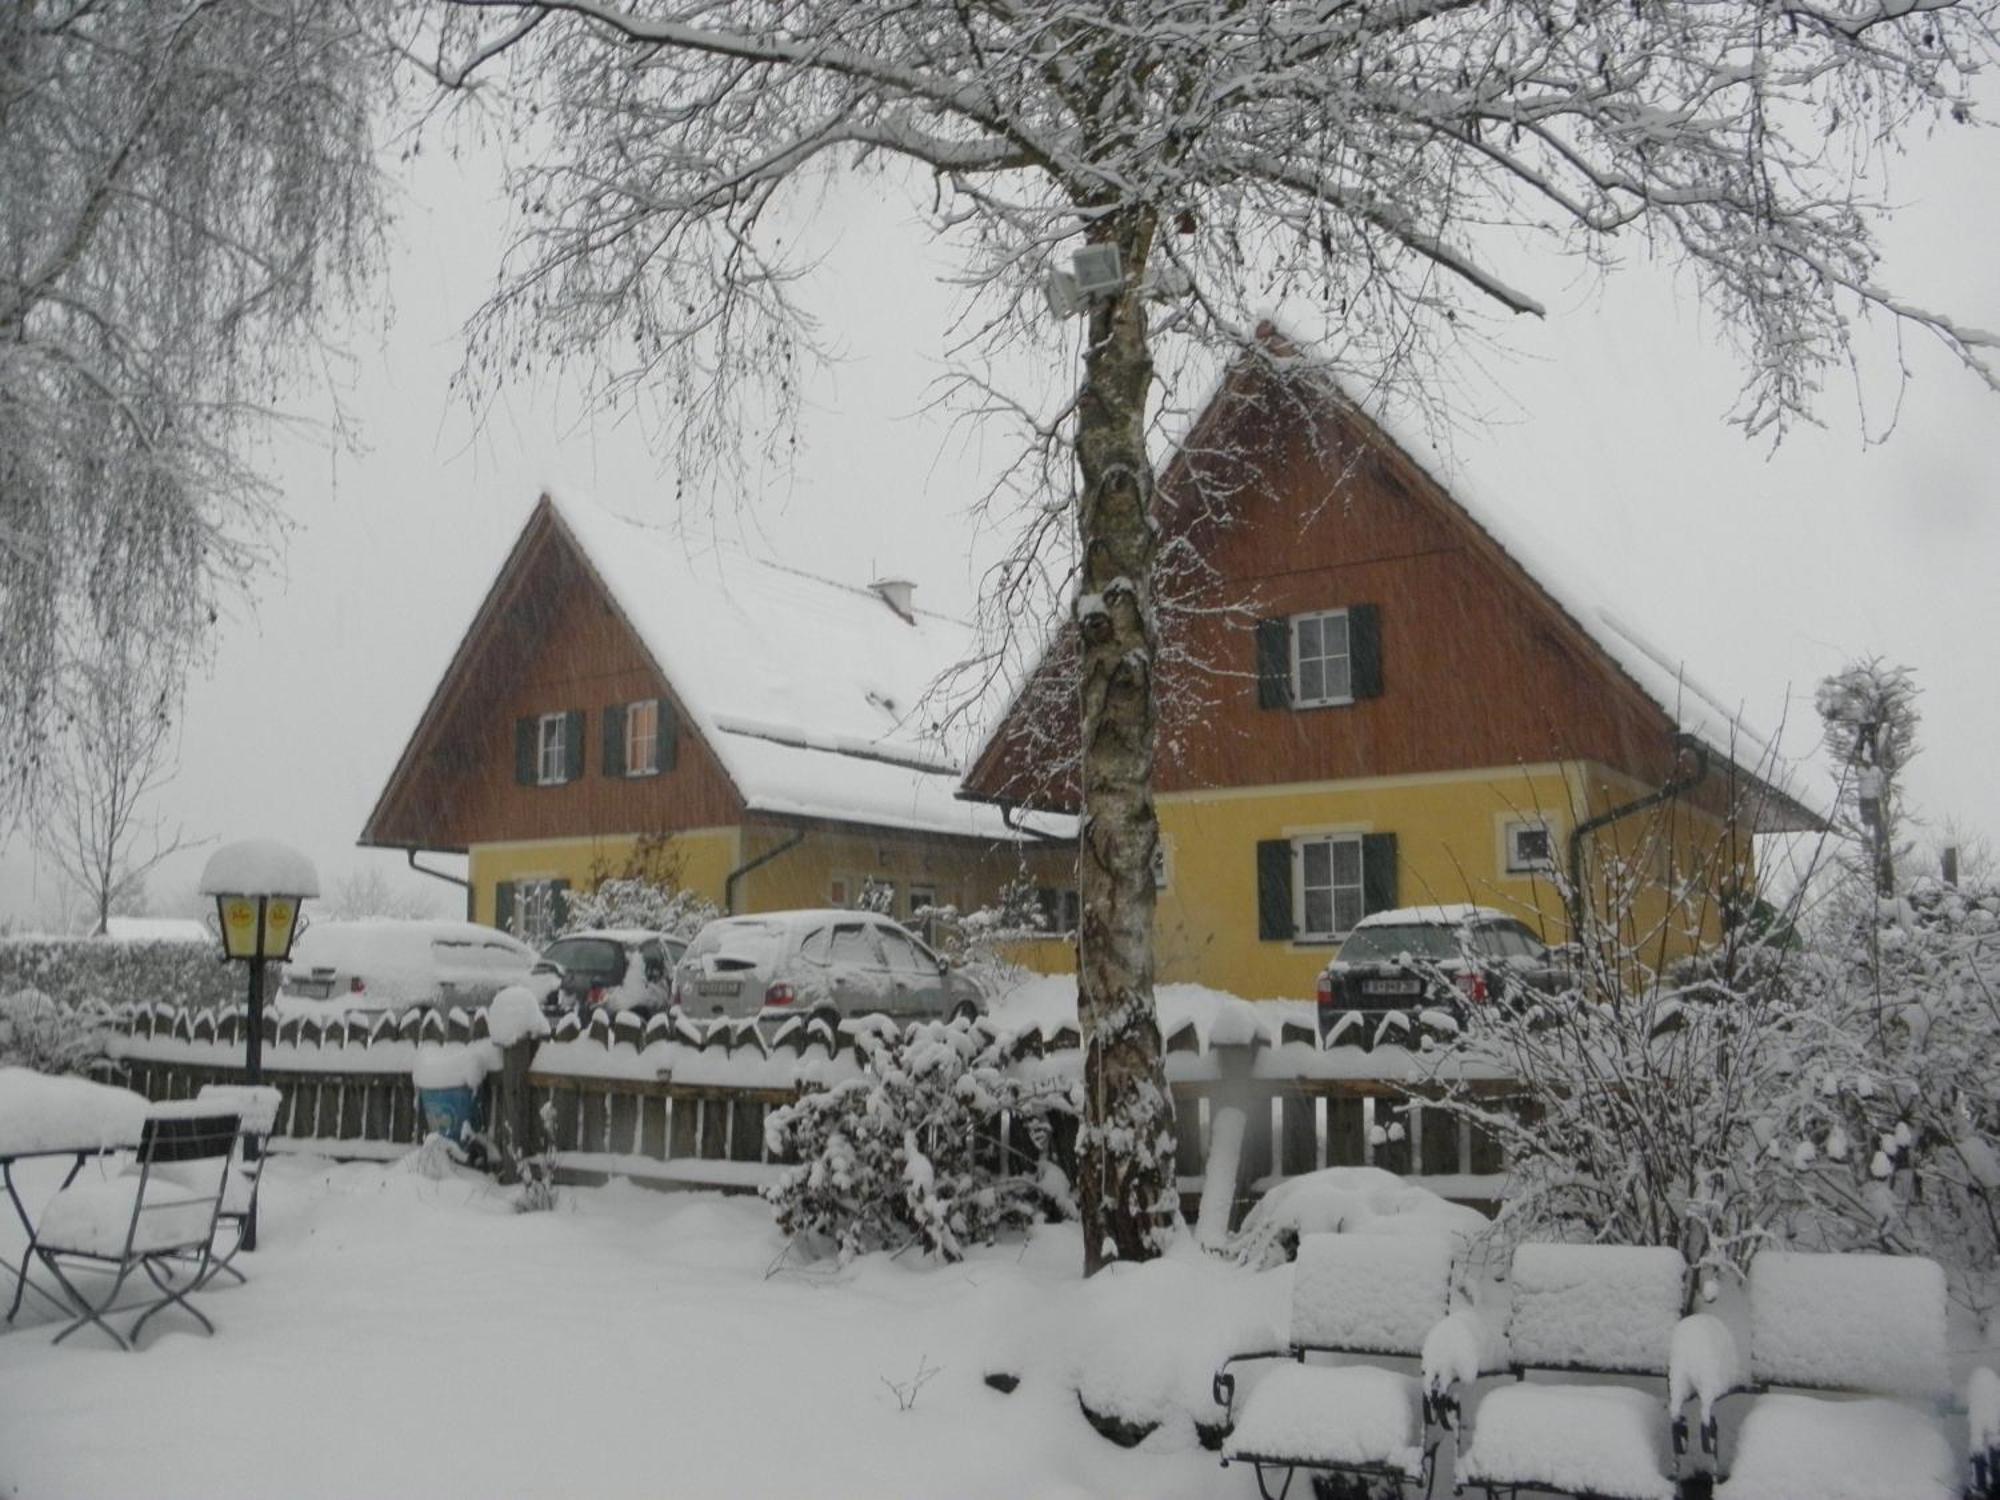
0 987 111 1076
514 1101 561 1214
558 876 718 941
1228 1165 1493 1271
0 934 245 1010
1762 878 2000 1314
915 879 1049 1000
763 1017 1078 1262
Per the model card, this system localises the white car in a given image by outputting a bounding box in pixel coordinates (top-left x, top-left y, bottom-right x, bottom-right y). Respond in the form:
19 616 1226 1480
672 909 983 1026
275 919 545 1016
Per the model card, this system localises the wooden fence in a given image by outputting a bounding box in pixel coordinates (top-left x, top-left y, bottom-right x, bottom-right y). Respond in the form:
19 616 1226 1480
100 1002 1513 1214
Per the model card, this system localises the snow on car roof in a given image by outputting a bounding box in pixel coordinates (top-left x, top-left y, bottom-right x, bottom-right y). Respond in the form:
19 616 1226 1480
555 928 664 944
546 489 1075 846
1352 904 1515 930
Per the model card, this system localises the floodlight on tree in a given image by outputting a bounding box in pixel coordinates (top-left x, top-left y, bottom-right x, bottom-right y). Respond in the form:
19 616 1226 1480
1044 267 1085 320
1069 244 1123 296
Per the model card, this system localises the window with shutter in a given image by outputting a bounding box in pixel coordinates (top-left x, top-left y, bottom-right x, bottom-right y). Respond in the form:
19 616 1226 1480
536 713 567 785
624 698 659 775
1256 839 1294 941
1262 605 1383 710
1295 834 1365 938
602 703 627 777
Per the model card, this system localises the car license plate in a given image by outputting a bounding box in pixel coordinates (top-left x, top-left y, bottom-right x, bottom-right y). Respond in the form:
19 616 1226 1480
1362 979 1423 996
697 978 741 997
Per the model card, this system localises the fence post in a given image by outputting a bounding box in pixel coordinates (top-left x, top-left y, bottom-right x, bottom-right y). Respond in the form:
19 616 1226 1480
496 1034 539 1185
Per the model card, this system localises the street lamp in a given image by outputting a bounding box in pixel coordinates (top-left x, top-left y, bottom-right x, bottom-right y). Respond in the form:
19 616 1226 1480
198 839 318 1250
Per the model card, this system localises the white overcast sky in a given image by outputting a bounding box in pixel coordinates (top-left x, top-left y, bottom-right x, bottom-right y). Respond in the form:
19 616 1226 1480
3 103 1995 927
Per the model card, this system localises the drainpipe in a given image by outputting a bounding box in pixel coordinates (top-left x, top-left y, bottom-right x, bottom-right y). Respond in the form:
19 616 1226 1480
724 827 808 914
1565 734 1710 939
1000 801 1073 845
406 849 474 920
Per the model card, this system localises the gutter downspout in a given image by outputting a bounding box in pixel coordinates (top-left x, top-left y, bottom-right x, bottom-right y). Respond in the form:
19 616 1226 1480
1000 801 1072 845
724 827 808 914
406 849 474 920
1565 734 1710 939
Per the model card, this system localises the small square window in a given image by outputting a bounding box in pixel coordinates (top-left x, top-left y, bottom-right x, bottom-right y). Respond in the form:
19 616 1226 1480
1291 610 1352 708
1506 820 1555 875
625 699 659 776
536 713 568 785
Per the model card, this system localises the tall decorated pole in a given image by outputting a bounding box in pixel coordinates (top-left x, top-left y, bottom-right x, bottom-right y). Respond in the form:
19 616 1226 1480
199 840 318 1251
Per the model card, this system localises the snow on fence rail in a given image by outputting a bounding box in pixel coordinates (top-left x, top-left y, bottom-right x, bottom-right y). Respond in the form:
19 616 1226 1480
93 1002 1511 1208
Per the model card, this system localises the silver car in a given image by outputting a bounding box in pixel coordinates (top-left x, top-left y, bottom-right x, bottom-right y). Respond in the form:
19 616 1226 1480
672 909 983 1025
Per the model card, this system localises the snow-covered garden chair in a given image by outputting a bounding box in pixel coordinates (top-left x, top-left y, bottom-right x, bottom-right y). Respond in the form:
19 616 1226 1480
1680 1251 1958 1500
31 1102 240 1349
1438 1242 1688 1500
184 1083 282 1287
1213 1228 1468 1500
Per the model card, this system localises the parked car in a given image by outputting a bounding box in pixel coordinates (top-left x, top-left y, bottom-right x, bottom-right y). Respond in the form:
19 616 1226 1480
275 919 545 1016
535 929 686 1019
1314 904 1564 1048
672 910 983 1027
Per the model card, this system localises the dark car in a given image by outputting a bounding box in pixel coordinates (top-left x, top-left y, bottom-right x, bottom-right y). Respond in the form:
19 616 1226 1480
535 928 687 1020
1315 904 1563 1049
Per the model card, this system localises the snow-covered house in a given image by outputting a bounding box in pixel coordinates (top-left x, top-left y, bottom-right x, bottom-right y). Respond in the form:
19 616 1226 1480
360 491 1073 945
961 328 1821 1000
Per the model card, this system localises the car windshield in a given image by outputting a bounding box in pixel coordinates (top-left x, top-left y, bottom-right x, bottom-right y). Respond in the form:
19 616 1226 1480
1335 925 1471 963
541 938 625 979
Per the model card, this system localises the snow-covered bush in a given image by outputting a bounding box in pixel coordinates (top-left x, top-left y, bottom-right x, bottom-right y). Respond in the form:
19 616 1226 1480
1762 879 2000 1314
0 987 111 1076
0 934 244 1010
915 879 1049 1000
763 1017 1079 1262
558 876 718 941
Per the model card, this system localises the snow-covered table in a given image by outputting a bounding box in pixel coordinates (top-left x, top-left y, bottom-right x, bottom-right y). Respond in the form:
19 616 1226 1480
0 1068 150 1320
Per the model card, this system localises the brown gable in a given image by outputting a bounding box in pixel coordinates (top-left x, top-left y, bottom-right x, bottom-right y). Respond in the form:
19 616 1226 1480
964 347 1785 823
360 498 744 851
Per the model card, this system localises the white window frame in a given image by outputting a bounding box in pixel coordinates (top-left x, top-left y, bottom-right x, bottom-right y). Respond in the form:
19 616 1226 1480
1290 608 1354 709
1295 833 1365 941
624 699 659 777
1505 818 1556 875
536 713 568 786
517 879 564 945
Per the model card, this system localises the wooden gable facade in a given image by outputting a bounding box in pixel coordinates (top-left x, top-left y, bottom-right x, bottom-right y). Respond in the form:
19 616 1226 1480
965 339 1808 998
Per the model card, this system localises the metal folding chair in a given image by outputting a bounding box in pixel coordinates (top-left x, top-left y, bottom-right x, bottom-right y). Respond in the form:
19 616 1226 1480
189 1084 282 1287
31 1105 240 1350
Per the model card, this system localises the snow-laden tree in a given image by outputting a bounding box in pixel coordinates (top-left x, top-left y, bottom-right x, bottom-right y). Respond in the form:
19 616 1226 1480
0 1 387 819
435 0 2000 1271
1816 658 1922 899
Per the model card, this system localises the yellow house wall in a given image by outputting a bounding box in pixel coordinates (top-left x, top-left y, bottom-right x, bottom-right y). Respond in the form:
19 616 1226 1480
1153 761 1750 1000
468 827 741 927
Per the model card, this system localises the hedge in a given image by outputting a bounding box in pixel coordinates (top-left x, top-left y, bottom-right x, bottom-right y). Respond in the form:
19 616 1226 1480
0 936 270 1011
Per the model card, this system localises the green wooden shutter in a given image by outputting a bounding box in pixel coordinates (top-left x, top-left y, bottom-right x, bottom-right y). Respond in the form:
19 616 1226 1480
1255 619 1292 709
602 703 627 777
563 710 584 783
1362 833 1399 916
551 878 572 933
1349 604 1383 700
514 718 537 785
658 697 678 771
494 881 516 936
1256 839 1295 940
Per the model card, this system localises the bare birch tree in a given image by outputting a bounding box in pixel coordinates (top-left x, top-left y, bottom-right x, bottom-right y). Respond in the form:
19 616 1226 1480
432 0 2000 1272
35 634 199 936
0 1 387 821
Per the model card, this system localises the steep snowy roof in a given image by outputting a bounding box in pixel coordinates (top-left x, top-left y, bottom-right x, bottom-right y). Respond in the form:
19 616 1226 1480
546 490 1071 844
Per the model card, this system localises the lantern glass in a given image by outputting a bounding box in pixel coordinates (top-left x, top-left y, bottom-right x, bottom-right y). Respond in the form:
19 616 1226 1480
214 893 306 962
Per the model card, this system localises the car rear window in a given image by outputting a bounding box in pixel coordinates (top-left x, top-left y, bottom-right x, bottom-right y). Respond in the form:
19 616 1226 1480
1334 925 1468 963
541 938 625 979
689 921 784 972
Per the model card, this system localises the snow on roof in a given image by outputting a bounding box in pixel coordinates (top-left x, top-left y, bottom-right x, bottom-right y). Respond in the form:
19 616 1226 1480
198 839 320 898
546 489 1072 844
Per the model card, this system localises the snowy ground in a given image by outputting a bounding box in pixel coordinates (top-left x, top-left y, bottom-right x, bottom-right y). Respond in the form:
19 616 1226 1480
0 1153 1286 1499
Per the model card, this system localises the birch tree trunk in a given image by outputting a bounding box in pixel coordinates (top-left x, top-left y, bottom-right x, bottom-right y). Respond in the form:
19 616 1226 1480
1072 213 1175 1273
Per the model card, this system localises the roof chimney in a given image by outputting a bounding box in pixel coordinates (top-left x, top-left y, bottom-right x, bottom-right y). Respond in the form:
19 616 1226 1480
869 577 917 624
